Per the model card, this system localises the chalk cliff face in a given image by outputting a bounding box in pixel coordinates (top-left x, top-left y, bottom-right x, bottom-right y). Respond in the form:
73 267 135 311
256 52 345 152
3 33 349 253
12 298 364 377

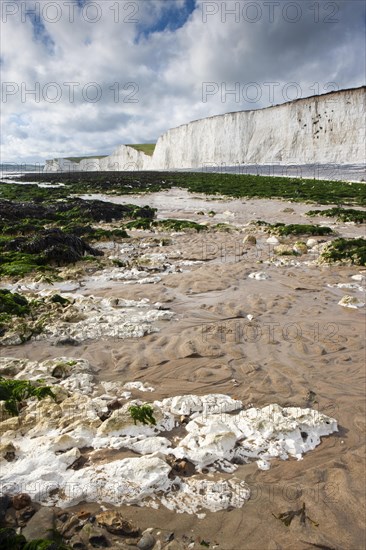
44 145 151 172
44 87 365 172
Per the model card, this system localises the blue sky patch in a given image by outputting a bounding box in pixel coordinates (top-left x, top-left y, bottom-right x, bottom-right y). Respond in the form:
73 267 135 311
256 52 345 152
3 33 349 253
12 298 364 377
25 7 55 53
137 0 196 40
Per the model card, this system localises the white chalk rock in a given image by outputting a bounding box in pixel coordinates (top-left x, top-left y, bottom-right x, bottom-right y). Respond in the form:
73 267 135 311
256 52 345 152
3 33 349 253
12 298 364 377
256 459 271 470
128 436 172 455
328 283 365 292
65 456 173 507
171 403 337 470
0 378 338 514
338 295 365 308
177 422 237 468
248 271 270 280
266 236 280 245
24 294 175 343
46 89 365 171
161 477 250 514
123 381 155 392
158 394 242 417
52 434 86 452
351 273 366 282
306 238 318 248
97 404 174 438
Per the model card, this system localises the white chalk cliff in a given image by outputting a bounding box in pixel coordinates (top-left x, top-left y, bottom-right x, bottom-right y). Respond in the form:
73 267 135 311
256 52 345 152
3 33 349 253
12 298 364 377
44 87 365 172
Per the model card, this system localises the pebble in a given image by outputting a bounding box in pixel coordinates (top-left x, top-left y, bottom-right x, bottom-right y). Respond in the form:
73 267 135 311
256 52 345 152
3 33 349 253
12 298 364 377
137 532 156 550
267 236 280 244
61 514 81 538
12 492 31 510
81 523 109 547
243 234 257 245
15 505 36 526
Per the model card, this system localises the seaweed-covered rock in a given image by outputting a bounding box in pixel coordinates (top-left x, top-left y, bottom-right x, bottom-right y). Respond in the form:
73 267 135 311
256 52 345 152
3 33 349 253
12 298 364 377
5 229 103 266
0 290 30 316
0 198 156 224
320 237 366 266
0 199 49 222
273 244 295 256
0 528 26 548
293 241 308 255
56 199 156 223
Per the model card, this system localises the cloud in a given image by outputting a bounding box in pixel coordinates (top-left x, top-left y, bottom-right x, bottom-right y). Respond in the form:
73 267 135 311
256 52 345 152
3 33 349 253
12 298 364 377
0 0 364 162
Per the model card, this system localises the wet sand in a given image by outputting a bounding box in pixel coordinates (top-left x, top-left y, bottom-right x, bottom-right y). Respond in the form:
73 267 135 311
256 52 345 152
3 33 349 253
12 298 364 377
2 191 365 549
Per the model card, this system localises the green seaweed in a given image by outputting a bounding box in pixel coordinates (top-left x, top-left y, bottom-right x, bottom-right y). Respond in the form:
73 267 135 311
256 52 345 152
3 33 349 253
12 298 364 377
212 223 235 232
0 529 26 550
6 171 365 206
23 539 71 550
320 237 366 265
0 196 157 278
153 219 208 232
272 502 319 528
0 289 30 316
124 218 153 230
0 291 48 340
306 207 366 224
0 377 56 416
50 294 70 306
0 529 71 550
128 403 157 426
271 223 333 236
0 252 48 278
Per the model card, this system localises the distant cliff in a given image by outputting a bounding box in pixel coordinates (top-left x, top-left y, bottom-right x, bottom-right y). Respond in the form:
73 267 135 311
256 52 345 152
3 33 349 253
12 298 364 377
44 87 365 172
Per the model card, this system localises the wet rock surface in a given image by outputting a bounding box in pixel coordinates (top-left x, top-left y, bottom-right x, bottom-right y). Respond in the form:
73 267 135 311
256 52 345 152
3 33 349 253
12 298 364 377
96 511 140 536
137 532 156 550
12 493 31 510
5 228 103 263
0 198 155 223
0 490 207 549
21 506 55 540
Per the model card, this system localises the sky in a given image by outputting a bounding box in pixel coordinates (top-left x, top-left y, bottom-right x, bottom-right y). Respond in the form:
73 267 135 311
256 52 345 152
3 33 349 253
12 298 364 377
0 0 365 163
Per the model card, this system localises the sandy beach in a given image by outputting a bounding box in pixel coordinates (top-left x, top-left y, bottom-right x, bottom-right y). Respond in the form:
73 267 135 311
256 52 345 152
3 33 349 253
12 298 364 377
1 189 365 550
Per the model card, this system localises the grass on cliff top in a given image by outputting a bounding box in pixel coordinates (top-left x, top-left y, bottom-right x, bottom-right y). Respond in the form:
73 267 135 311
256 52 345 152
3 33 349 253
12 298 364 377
64 155 108 163
127 144 156 156
8 171 366 206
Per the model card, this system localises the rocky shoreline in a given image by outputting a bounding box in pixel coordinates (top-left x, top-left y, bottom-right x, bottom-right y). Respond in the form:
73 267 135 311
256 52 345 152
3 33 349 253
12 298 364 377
0 180 365 549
